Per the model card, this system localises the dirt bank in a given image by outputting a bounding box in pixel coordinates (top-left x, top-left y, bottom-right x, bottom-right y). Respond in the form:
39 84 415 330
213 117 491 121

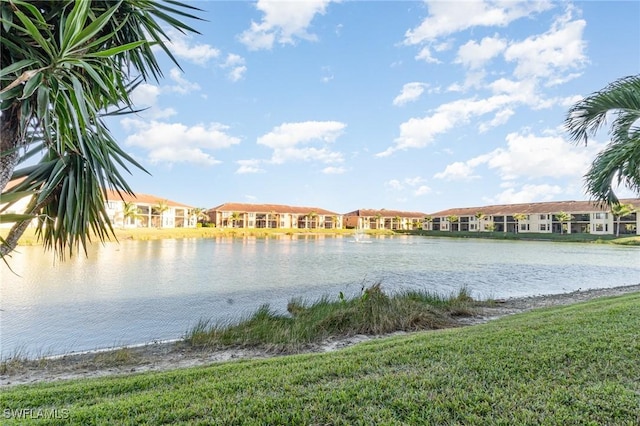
2 284 639 388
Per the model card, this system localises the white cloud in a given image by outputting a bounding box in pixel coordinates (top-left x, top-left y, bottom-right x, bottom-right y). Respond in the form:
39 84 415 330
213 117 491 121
221 54 247 82
129 83 176 119
434 162 478 181
455 36 507 69
379 95 513 156
122 119 241 166
485 184 564 204
165 29 220 65
239 0 335 50
393 82 428 106
435 131 604 185
166 68 201 94
257 121 346 164
483 132 601 180
415 46 440 63
385 177 430 196
414 185 431 196
404 0 553 45
504 10 587 81
322 166 346 174
236 159 265 174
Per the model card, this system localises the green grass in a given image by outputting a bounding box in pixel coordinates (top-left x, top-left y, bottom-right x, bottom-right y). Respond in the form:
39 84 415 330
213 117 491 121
2 293 639 425
404 229 640 245
185 284 476 352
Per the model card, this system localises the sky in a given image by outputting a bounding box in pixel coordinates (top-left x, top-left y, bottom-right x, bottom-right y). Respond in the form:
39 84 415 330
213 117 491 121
108 0 640 214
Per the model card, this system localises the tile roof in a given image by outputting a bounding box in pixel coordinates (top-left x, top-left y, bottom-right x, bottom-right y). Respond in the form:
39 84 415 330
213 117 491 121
343 208 428 218
105 190 192 208
208 202 339 215
429 198 640 217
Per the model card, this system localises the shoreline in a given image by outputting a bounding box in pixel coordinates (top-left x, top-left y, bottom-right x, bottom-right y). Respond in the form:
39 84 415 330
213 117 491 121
2 283 639 388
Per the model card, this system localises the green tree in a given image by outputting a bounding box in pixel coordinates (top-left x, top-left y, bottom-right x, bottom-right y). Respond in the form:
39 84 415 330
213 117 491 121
513 213 528 234
230 212 241 228
565 75 640 205
446 215 459 232
122 202 138 229
475 212 486 232
152 200 169 228
555 211 573 234
423 215 433 231
189 207 208 226
0 1 201 259
611 203 636 237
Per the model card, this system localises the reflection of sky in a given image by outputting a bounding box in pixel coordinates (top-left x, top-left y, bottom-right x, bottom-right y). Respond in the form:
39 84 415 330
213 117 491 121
1 237 639 357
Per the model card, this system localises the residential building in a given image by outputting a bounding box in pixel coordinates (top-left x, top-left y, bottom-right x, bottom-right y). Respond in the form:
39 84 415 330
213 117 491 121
207 203 343 229
104 190 195 229
426 199 640 235
343 209 427 230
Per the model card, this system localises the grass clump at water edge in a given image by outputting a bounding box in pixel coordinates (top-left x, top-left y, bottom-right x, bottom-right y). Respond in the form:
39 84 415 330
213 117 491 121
185 284 477 352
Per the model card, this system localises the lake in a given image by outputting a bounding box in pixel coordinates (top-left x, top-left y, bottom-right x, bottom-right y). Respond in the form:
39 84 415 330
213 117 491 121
1 235 638 358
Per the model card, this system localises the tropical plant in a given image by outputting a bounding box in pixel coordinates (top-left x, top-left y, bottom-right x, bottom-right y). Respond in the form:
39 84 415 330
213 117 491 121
122 202 138 228
513 213 528 233
555 211 573 234
394 215 402 230
152 200 169 228
307 211 318 229
423 215 433 231
0 0 201 259
446 215 459 232
565 75 640 205
611 203 636 237
230 212 241 228
475 212 486 232
189 207 208 225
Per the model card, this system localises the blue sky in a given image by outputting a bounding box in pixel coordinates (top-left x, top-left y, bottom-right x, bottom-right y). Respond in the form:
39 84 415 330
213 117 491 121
109 0 640 214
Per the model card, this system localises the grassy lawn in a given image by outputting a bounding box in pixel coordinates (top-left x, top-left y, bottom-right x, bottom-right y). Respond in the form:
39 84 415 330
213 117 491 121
2 293 638 425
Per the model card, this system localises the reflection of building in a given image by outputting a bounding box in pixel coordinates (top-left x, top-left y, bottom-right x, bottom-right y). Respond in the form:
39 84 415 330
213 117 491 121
207 203 342 229
426 199 640 235
343 209 427 230
104 190 195 229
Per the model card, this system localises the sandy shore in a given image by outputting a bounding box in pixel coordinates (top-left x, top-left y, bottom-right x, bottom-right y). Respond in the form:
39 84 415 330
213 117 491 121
2 283 639 388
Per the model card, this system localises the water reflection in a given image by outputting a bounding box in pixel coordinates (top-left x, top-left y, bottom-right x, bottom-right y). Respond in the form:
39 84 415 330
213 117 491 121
1 237 638 357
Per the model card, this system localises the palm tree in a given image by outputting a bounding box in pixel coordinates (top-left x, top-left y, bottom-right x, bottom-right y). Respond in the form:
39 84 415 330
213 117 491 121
513 213 528 234
555 211 573 234
122 202 138 229
153 200 170 228
0 1 202 259
475 212 486 232
307 211 318 229
565 75 640 205
189 207 208 226
611 203 636 237
446 215 459 232
394 215 402 230
230 212 241 228
423 215 433 231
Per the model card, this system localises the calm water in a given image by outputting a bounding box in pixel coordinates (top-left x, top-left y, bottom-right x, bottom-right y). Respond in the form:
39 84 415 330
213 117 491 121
1 236 639 357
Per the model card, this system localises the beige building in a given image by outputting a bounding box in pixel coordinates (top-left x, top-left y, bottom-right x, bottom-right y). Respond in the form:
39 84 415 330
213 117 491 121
343 209 427 230
426 199 640 235
207 203 342 229
104 190 195 229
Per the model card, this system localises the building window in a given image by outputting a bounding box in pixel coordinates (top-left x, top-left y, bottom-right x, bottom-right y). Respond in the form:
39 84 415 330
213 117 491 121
540 224 547 231
594 212 608 219
249 213 254 218
539 214 548 220
107 201 118 210
520 223 529 231
595 223 604 232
